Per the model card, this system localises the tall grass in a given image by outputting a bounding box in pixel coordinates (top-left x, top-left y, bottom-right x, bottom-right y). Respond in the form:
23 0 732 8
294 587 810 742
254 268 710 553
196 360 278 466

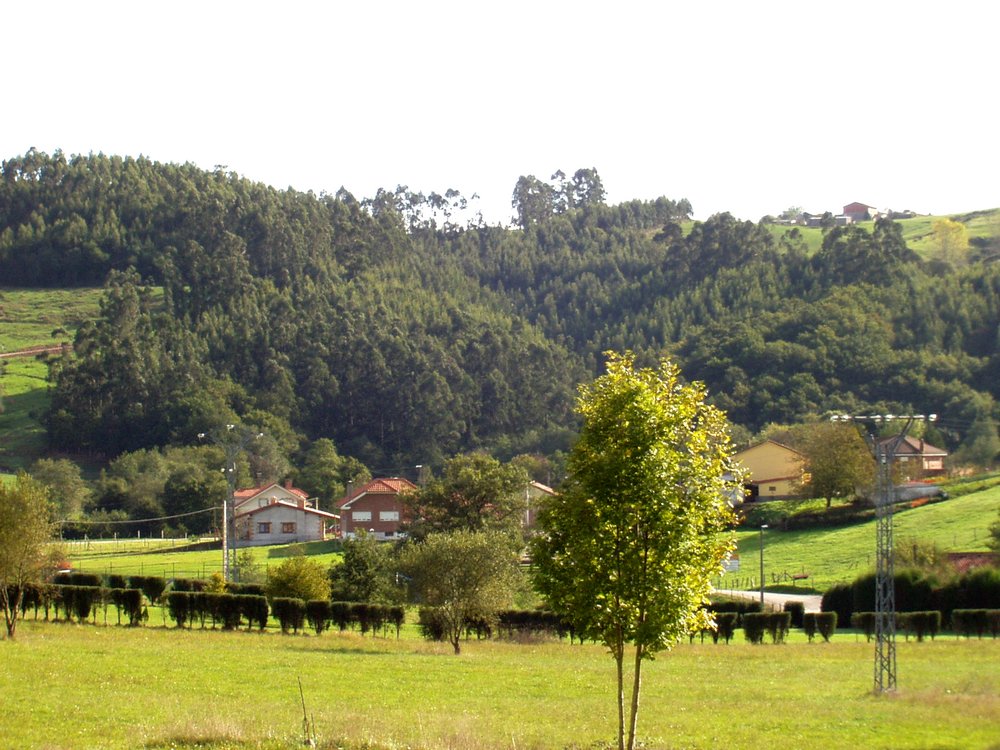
2 620 997 749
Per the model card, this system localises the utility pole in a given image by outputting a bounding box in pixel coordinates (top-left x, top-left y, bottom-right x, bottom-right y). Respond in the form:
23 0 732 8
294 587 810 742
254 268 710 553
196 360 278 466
831 413 937 693
199 425 264 582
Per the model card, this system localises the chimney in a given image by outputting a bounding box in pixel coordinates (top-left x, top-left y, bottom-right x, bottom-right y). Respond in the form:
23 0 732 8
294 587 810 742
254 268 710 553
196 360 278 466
285 479 293 490
345 480 354 498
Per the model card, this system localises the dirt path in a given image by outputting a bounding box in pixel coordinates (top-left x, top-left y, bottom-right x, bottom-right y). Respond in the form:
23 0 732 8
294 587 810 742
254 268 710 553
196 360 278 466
0 344 69 359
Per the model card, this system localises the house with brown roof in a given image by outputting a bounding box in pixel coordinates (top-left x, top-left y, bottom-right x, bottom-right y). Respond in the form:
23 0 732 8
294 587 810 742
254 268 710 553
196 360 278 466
879 436 948 480
524 480 557 529
733 440 806 501
232 481 338 546
335 478 417 540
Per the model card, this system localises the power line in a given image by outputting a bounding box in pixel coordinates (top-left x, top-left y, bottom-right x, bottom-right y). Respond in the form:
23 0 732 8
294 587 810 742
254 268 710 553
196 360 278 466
57 507 215 526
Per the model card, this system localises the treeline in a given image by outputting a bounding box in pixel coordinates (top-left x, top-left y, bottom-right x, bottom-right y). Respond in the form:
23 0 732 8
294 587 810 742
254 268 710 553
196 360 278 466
2 150 999 472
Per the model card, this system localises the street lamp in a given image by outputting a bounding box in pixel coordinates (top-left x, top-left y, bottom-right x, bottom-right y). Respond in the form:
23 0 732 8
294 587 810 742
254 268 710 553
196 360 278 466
198 425 264 582
759 524 769 605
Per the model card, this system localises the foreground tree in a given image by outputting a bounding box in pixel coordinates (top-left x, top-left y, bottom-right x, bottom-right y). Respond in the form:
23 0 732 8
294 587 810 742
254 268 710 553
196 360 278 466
0 473 57 639
532 352 739 750
400 530 520 654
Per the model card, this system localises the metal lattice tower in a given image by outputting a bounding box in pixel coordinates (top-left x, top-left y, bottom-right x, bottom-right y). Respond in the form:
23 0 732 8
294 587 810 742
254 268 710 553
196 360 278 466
832 413 936 693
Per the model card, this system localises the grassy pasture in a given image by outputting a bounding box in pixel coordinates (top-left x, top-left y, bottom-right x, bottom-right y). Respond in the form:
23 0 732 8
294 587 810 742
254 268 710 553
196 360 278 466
64 539 345 580
2 620 997 750
0 286 103 351
716 487 1000 593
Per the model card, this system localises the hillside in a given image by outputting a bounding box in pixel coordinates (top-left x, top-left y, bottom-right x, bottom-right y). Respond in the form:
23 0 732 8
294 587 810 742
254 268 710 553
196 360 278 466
2 150 1000 481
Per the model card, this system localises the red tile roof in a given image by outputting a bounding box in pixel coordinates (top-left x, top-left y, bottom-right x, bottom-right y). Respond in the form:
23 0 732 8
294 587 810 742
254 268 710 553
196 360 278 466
336 477 417 509
234 482 309 500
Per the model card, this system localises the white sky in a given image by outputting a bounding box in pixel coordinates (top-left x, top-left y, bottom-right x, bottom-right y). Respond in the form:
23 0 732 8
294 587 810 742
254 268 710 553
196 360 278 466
4 1 997 225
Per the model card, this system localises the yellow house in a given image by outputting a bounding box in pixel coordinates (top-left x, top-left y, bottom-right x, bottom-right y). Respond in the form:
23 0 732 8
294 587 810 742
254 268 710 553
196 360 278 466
733 440 806 501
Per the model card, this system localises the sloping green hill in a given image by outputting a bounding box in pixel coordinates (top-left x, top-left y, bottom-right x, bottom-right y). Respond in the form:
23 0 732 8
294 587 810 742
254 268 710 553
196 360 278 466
717 487 1000 593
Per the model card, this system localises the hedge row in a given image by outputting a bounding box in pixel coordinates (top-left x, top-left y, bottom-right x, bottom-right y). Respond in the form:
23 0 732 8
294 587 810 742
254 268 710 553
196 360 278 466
951 609 1000 638
802 612 837 642
742 612 793 644
822 568 1000 628
165 591 269 631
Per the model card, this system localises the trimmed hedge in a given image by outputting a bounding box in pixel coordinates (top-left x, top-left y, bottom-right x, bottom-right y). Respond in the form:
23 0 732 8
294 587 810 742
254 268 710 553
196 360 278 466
742 612 792 644
897 610 941 641
803 612 837 642
783 601 804 629
951 609 1000 638
306 599 332 635
271 597 306 634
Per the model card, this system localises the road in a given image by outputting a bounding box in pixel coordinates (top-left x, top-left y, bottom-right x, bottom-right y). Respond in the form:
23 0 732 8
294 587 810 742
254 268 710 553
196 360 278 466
714 588 823 612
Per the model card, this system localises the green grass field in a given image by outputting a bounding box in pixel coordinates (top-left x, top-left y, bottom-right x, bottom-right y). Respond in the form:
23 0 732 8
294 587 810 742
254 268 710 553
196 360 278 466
2 619 997 750
63 539 345 581
0 286 103 351
716 487 1000 593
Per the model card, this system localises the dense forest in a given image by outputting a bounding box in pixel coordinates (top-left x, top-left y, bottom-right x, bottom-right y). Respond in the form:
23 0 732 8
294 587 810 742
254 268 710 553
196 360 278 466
2 150 999 486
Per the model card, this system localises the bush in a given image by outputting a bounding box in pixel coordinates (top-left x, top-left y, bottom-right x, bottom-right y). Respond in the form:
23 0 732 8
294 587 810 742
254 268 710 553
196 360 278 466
107 574 128 589
267 557 331 602
418 606 447 642
166 591 192 628
306 600 332 635
216 594 243 630
742 613 767 644
950 609 999 638
129 576 167 604
713 612 739 644
766 612 792 644
330 601 352 631
821 583 853 629
239 595 269 631
783 601 804 629
54 572 102 588
271 597 307 634
55 585 100 623
851 612 877 641
111 588 144 626
897 610 941 641
814 612 837 642
170 578 205 593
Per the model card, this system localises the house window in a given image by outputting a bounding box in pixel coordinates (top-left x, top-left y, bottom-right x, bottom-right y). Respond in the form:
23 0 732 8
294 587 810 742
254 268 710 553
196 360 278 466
258 522 271 534
281 522 296 534
353 511 372 522
768 486 777 493
379 511 399 522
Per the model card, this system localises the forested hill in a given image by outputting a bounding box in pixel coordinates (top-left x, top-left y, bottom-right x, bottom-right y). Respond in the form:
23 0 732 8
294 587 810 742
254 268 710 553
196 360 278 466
2 150 999 470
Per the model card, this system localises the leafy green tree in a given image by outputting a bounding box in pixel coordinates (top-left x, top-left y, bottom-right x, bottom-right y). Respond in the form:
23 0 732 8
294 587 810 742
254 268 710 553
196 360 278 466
297 438 371 508
402 453 529 541
266 555 331 602
531 352 739 750
801 422 875 507
0 473 58 639
29 457 91 520
400 530 520 654
329 531 397 603
931 217 970 267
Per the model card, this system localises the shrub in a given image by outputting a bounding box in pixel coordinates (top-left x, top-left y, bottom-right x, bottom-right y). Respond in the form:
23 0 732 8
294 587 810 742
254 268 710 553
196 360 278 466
766 612 792 644
167 591 192 628
388 605 405 638
239 595 269 631
271 597 306 634
951 609 993 638
418 606 447 642
216 594 243 630
801 611 838 642
306 600 332 635
227 582 266 597
54 572 102 588
330 601 352 631
897 611 941 641
713 612 739 644
111 588 144 626
851 612 877 641
170 578 205 593
821 583 853 629
267 557 331 602
783 601 804 629
56 585 100 623
129 576 167 604
742 613 767 644
107 574 128 589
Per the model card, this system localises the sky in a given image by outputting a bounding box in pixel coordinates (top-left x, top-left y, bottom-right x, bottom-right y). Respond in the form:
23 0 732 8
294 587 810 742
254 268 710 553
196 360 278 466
3 1 997 226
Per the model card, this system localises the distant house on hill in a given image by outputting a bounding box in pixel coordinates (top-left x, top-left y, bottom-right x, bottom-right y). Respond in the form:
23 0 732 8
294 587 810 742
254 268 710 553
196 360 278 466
523 479 557 529
733 440 806 501
335 478 417 540
841 202 891 222
879 436 948 480
232 481 338 546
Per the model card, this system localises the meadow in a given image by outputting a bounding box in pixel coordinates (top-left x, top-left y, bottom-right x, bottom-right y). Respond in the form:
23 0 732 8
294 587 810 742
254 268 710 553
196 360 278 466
715 487 1000 593
2 618 997 750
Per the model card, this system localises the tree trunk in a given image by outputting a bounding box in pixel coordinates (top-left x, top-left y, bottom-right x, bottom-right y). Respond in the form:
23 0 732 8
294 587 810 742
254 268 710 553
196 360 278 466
614 630 625 750
626 643 644 750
